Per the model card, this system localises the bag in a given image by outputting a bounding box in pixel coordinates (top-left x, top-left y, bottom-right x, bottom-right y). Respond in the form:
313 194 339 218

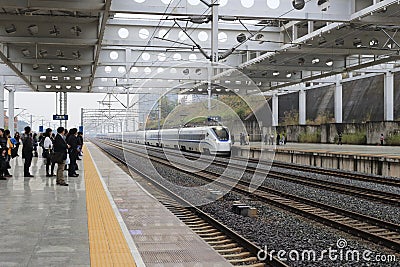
51 152 64 164
65 153 70 165
11 147 18 158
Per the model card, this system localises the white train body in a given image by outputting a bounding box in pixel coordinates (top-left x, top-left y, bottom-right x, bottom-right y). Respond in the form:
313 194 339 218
103 126 231 156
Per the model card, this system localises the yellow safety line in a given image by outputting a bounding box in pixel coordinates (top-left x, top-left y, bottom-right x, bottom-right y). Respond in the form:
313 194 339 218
83 146 136 267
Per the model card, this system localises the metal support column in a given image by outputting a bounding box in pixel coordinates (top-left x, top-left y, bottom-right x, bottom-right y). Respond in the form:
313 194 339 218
63 92 67 128
8 89 15 135
334 74 343 123
0 77 4 128
208 1 218 111
272 93 279 127
384 71 394 121
299 88 306 125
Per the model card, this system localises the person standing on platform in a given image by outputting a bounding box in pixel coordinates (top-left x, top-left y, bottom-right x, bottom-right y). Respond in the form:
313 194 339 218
338 132 343 145
77 131 84 160
4 130 13 178
380 133 385 146
21 126 34 177
14 132 20 156
66 128 79 178
276 133 281 146
43 128 55 177
53 127 68 186
32 133 39 157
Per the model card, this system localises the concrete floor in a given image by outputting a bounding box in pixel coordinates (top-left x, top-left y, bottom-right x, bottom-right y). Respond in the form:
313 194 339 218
0 154 90 267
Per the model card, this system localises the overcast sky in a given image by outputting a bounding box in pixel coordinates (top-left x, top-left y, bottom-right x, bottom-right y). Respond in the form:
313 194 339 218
5 92 111 132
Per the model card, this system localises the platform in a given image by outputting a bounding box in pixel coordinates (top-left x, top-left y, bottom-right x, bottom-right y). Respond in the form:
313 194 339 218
232 142 400 177
0 143 231 267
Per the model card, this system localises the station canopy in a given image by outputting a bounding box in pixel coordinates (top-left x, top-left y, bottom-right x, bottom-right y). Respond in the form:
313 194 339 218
1 0 400 95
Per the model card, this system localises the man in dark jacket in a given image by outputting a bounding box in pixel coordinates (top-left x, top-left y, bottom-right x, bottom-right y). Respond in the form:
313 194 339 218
66 128 79 177
21 126 34 177
53 127 68 186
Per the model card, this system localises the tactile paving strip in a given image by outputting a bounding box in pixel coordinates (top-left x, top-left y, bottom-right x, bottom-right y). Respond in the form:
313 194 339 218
83 146 136 267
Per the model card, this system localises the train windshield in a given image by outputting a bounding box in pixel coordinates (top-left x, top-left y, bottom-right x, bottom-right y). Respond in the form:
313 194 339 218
212 127 229 141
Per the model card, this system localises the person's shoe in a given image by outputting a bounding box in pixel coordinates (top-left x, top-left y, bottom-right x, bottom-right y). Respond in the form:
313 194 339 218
4 174 12 178
57 182 68 186
73 173 79 176
51 174 56 176
24 174 34 177
77 158 82 160
0 176 7 180
68 174 79 177
46 174 52 177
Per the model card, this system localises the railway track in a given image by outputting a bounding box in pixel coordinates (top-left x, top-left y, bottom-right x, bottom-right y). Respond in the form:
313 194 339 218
94 139 400 252
91 139 288 267
253 159 400 188
104 139 400 206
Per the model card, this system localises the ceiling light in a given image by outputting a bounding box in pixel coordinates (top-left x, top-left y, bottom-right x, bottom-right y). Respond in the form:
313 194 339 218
72 50 81 59
47 65 55 72
64 76 70 81
75 76 82 81
75 85 82 90
298 58 305 65
273 71 280 76
21 49 31 57
55 85 61 89
70 26 82 36
369 38 379 47
182 68 189 75
52 76 58 81
325 59 333 66
45 85 51 89
60 65 68 72
292 0 305 10
353 38 362 48
38 49 48 58
39 75 46 80
49 25 60 36
5 24 16 34
317 0 328 5
216 88 222 92
286 72 292 78
27 24 38 35
73 66 81 72
32 63 39 70
66 85 72 89
236 33 246 43
311 58 320 64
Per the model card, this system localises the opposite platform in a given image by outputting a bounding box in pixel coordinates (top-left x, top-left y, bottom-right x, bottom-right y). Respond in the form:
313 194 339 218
232 142 400 176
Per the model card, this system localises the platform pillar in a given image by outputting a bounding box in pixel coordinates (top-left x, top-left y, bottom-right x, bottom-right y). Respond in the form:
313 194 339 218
0 78 4 129
334 74 343 123
299 88 306 125
8 89 14 135
272 94 279 126
384 71 394 121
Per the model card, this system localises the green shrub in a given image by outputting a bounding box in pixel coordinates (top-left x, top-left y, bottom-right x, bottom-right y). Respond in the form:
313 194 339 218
342 133 367 145
386 135 400 146
298 131 321 143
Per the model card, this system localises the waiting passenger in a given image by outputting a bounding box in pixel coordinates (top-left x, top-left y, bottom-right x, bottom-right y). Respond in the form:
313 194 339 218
21 126 34 177
66 128 79 178
53 127 68 186
32 133 39 157
276 133 281 145
338 132 343 145
14 132 20 156
380 133 384 146
0 148 8 180
4 130 13 177
43 128 55 177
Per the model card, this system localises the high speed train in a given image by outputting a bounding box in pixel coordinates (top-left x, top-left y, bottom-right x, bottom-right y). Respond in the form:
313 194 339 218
103 126 231 156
